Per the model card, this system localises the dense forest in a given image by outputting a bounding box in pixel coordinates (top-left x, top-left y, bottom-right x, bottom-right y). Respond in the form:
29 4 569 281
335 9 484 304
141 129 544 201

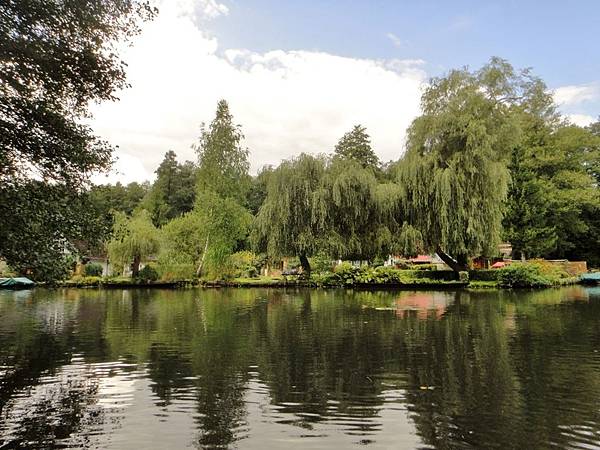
0 1 598 281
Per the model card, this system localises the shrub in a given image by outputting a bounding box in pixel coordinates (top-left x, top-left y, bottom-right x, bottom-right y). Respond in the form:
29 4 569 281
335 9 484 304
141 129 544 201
497 263 552 288
158 263 196 281
469 269 499 282
310 254 335 273
84 262 103 277
409 264 437 271
356 266 402 284
333 262 361 284
138 264 159 282
230 251 262 278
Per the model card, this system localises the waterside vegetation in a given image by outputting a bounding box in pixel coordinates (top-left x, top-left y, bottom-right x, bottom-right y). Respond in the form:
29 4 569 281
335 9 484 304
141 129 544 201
0 2 599 288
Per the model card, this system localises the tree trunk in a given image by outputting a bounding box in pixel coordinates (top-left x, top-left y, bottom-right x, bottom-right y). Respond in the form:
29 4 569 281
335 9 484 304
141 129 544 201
299 253 311 279
196 233 211 276
436 247 467 273
132 254 141 278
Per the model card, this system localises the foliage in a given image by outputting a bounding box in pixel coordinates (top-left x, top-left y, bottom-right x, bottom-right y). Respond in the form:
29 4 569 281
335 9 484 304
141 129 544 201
505 125 600 265
0 0 155 185
138 265 159 282
107 210 160 278
334 125 380 169
496 261 571 288
314 159 385 259
246 166 274 215
398 58 552 266
310 254 335 273
311 263 456 286
84 263 104 277
195 100 251 203
142 151 197 226
253 153 327 273
0 182 104 282
158 211 205 276
0 0 154 281
497 264 553 288
159 193 252 280
195 191 253 278
229 251 263 278
469 270 500 282
157 262 196 281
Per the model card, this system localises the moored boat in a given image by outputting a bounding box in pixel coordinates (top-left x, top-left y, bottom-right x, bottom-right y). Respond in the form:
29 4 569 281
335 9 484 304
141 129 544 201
580 273 600 285
0 277 36 289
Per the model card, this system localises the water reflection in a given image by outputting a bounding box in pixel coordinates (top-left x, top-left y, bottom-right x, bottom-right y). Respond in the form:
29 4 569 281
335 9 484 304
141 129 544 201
0 287 599 449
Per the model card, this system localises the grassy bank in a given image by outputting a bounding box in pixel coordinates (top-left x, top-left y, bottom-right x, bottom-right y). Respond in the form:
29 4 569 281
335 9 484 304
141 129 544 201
56 261 582 290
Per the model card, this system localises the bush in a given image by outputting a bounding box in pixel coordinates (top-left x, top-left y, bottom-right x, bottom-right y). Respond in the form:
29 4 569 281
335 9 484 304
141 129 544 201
469 269 499 282
409 264 437 271
138 264 159 282
310 254 335 273
312 264 458 286
497 263 552 288
84 262 103 277
333 262 361 284
158 263 196 281
229 251 262 278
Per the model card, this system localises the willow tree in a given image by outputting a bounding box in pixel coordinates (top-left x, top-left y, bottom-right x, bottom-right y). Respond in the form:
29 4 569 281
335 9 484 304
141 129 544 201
253 154 327 275
398 58 535 271
314 159 398 260
107 209 160 277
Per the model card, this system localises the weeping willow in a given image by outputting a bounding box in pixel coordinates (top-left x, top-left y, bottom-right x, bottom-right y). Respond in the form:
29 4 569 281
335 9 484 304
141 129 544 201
398 59 528 267
252 153 327 273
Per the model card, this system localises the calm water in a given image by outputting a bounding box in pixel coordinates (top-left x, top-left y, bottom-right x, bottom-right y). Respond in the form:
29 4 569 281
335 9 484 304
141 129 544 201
1 287 600 449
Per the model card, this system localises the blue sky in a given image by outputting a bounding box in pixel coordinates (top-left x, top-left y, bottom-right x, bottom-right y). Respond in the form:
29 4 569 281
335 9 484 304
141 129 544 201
214 0 600 113
92 0 600 183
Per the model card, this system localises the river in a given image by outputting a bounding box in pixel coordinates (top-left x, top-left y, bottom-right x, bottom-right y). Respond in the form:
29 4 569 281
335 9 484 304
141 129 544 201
1 286 599 449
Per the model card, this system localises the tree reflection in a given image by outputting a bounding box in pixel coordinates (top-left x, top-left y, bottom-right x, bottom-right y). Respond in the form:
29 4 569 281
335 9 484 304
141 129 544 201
1 287 600 448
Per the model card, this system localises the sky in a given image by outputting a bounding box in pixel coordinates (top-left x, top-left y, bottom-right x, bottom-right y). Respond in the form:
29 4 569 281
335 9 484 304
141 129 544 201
91 0 600 184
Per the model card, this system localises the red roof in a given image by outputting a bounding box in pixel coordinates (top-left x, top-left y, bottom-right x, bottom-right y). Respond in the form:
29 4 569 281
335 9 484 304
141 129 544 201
409 255 432 263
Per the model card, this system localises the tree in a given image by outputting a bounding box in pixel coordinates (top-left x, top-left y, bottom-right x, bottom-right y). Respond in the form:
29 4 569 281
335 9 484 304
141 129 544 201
0 0 155 278
505 124 600 265
88 181 150 242
0 182 105 281
246 166 274 215
186 100 254 277
253 154 327 275
107 210 160 278
503 147 557 260
398 58 549 271
195 100 251 203
313 159 396 260
194 192 253 277
143 151 197 226
334 125 379 169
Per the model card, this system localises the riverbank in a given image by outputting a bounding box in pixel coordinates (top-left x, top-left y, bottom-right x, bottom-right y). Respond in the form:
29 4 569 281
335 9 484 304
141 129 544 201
52 272 586 290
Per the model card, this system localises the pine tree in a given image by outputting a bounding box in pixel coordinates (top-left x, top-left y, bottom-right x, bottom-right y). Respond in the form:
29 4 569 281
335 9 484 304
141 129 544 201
334 125 379 169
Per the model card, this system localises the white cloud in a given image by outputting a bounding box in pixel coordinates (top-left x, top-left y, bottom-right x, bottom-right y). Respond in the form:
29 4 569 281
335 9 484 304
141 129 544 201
566 113 595 127
554 83 600 106
91 150 153 184
386 32 403 48
163 0 229 23
91 2 426 183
